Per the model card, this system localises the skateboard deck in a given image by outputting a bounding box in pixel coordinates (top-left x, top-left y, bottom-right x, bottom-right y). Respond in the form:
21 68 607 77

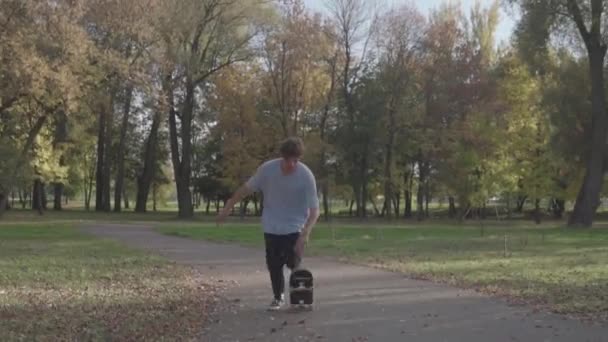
289 268 313 309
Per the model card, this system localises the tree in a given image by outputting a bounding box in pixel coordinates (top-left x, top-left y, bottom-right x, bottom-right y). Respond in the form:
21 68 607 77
374 4 424 218
511 0 608 227
111 2 157 213
327 0 379 217
494 54 554 223
259 0 327 138
542 50 591 218
418 3 472 219
135 106 166 213
258 1 341 220
80 0 156 212
211 65 271 215
156 0 266 218
0 0 95 217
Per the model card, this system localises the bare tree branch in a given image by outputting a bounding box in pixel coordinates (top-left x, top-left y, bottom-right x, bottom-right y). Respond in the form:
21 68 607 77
567 0 591 45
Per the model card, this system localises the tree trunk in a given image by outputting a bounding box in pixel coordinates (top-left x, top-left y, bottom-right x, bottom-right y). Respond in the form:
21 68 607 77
404 190 412 218
95 90 114 213
361 153 369 218
42 183 47 210
417 160 426 221
448 196 457 218
123 188 129 209
417 183 424 221
95 106 106 211
32 180 44 215
425 179 430 218
153 182 157 212
240 199 249 219
114 86 134 212
136 110 162 213
516 195 527 213
383 120 395 219
534 198 541 224
53 183 63 211
393 191 400 217
206 197 211 214
18 190 24 209
0 193 8 218
322 180 330 221
84 172 93 211
551 198 565 219
369 195 380 216
353 182 360 217
168 78 194 219
51 109 67 212
568 41 607 227
0 194 7 218
102 100 113 212
319 63 335 222
84 191 91 210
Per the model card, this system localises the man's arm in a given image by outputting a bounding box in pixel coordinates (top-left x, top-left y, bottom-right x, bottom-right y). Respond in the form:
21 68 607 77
294 206 319 258
218 163 265 224
217 184 254 223
301 168 320 240
225 184 254 212
301 207 320 240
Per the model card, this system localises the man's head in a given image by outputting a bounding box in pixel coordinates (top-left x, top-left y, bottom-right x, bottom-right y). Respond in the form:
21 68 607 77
279 136 304 173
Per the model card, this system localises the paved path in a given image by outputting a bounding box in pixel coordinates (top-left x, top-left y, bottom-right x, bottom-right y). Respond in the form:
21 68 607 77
84 224 608 342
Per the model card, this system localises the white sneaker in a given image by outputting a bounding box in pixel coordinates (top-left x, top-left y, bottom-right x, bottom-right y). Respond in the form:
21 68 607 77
268 295 285 311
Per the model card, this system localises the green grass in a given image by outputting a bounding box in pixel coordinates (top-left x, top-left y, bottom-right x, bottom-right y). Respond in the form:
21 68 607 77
0 223 218 341
159 222 608 321
0 208 185 224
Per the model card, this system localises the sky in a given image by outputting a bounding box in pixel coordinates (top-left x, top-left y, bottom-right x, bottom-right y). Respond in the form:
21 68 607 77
303 0 518 46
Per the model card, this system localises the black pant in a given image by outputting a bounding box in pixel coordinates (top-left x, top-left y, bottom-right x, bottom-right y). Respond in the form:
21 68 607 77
264 232 301 300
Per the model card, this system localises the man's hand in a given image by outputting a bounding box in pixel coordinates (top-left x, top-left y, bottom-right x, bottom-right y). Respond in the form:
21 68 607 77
216 184 253 226
294 207 319 257
216 206 231 226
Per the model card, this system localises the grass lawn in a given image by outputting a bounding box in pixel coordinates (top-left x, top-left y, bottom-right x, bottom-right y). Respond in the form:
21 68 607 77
0 223 219 341
159 221 608 321
0 208 187 224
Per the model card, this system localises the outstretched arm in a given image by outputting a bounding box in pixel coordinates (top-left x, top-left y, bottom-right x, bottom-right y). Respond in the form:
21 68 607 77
217 163 265 224
217 184 254 224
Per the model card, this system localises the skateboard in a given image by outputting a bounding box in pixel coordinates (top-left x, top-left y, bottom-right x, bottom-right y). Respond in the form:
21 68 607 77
288 268 313 310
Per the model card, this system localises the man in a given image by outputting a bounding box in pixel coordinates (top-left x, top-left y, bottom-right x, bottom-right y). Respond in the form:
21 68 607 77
217 137 320 310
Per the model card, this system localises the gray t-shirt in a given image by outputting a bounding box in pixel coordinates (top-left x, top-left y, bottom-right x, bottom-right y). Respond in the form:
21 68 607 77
246 158 319 235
